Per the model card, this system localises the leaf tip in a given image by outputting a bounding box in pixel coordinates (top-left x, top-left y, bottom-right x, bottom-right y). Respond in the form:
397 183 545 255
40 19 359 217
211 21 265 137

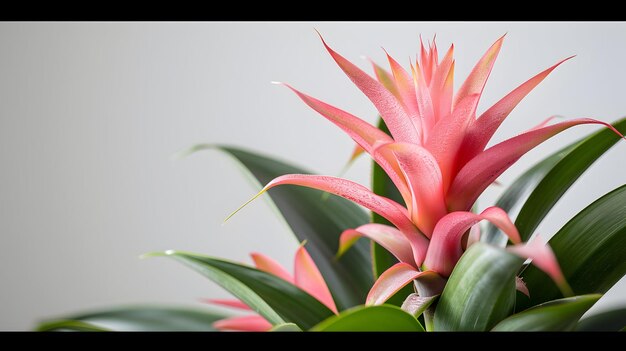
140 250 175 259
223 189 268 224
171 144 213 161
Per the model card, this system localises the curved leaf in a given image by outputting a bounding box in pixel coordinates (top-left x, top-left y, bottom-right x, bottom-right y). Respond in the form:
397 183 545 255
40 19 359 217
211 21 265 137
270 323 302 332
519 185 626 311
311 305 424 331
448 118 620 212
492 294 601 331
184 145 373 310
401 293 438 318
434 243 524 331
38 320 110 332
576 307 626 331
483 142 578 245
37 306 226 331
149 251 334 330
515 117 626 241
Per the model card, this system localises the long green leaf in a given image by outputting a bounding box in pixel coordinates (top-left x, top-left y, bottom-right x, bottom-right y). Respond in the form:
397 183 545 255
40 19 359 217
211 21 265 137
311 305 424 331
434 243 524 331
38 320 110 331
483 142 579 245
576 306 626 331
515 118 626 241
37 306 226 331
270 323 302 332
519 185 626 311
492 294 601 331
149 250 334 330
184 145 372 310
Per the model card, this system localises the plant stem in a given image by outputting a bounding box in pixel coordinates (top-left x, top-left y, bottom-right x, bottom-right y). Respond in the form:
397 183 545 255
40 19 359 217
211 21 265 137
423 306 435 332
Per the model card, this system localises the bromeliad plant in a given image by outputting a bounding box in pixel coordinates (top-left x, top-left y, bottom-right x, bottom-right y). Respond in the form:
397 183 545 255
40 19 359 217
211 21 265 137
38 34 626 332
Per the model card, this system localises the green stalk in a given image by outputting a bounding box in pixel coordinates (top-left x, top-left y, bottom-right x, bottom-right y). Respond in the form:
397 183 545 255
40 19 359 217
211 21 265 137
423 307 436 332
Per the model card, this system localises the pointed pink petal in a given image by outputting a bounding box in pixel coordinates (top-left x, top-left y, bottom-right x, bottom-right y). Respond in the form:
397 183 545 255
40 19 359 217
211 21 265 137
265 174 412 233
317 33 420 143
338 223 416 267
347 144 365 163
516 276 530 297
423 207 521 277
250 252 293 283
201 298 251 311
431 36 439 69
258 174 429 265
480 207 521 244
425 93 481 192
385 51 423 137
527 115 563 131
447 118 625 211
213 315 272 332
278 83 393 153
294 245 338 314
453 34 505 109
277 83 413 203
368 58 401 99
508 235 573 296
456 58 573 169
366 263 436 305
430 44 455 122
375 142 446 237
410 61 435 141
419 37 433 85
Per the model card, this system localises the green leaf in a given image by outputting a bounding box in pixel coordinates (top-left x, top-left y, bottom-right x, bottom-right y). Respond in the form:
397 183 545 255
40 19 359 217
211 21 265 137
37 320 110 331
576 307 626 331
270 323 302 332
150 250 334 330
400 293 438 318
492 294 601 331
515 117 626 241
518 185 626 311
36 306 226 331
184 145 372 310
434 243 524 331
483 142 578 245
311 305 424 331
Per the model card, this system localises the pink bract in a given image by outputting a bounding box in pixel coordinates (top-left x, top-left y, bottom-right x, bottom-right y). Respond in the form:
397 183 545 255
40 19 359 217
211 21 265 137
232 34 624 305
209 246 337 331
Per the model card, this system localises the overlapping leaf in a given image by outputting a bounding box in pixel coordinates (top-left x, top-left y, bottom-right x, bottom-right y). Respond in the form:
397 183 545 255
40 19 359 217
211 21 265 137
184 145 373 310
576 306 626 331
434 243 523 331
515 118 626 241
492 294 600 331
149 251 335 330
518 185 626 311
311 305 424 331
37 306 226 331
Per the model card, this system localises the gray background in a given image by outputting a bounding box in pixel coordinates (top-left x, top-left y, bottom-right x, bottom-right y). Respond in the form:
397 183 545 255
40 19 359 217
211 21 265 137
1 22 625 330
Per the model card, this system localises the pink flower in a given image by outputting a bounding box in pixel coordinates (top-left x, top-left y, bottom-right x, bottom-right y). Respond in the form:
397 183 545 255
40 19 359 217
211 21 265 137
208 245 337 331
232 34 622 305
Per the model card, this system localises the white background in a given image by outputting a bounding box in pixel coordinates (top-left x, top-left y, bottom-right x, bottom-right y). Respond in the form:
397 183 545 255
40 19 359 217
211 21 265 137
1 22 625 330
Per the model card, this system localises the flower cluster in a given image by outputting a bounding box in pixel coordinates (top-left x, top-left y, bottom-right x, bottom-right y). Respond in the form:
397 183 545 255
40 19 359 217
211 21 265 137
212 34 621 330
